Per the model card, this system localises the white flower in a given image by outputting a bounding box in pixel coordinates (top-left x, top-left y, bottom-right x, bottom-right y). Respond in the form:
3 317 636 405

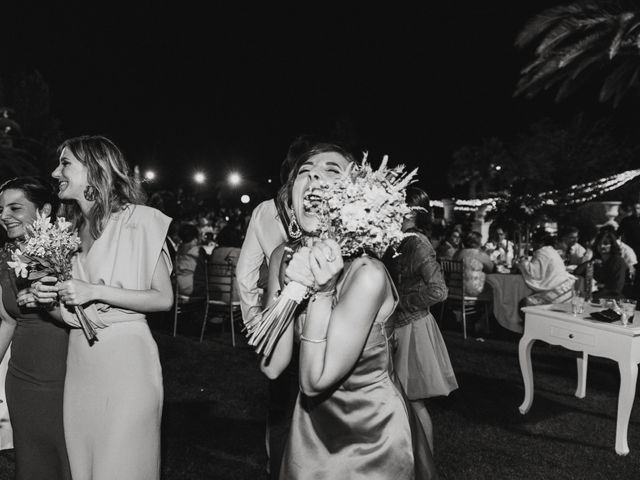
56 217 72 232
7 250 29 278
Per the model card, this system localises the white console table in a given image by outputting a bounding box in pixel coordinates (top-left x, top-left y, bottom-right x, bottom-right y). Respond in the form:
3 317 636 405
519 303 640 455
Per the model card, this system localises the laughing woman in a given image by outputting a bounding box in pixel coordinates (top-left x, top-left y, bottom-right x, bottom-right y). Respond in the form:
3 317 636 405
260 142 419 480
32 136 173 480
0 177 71 480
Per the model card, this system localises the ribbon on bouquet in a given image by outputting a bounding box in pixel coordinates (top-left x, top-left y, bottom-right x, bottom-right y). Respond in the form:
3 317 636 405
244 281 308 358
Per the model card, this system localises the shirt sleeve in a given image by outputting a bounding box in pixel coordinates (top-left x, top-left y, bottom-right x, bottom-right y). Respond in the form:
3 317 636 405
401 238 448 310
236 208 266 325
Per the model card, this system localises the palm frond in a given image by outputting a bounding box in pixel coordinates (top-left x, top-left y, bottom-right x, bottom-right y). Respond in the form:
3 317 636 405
515 1 640 105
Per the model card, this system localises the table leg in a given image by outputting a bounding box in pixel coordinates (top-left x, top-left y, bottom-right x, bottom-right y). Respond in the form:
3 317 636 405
575 352 588 399
616 360 638 456
518 335 536 414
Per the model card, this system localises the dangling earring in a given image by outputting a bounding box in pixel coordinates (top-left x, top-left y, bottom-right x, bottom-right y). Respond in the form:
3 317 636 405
84 185 97 202
288 208 302 240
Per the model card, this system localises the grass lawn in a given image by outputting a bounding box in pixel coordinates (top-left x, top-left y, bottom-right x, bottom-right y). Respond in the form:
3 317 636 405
1 313 640 479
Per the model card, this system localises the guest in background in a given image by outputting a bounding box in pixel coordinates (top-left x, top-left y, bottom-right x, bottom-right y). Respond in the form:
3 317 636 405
0 176 71 480
559 226 586 266
518 231 575 305
591 230 627 300
386 187 457 452
436 226 462 260
454 231 494 296
236 135 320 479
600 225 637 280
484 225 515 267
175 223 207 297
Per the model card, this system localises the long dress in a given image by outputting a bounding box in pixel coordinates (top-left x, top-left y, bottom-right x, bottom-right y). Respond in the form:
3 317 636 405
0 247 72 480
280 258 415 480
60 205 171 480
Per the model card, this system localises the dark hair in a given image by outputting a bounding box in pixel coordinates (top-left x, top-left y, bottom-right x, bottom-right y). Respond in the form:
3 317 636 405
405 187 432 235
0 176 60 221
560 225 579 237
594 230 621 258
531 229 555 247
216 225 242 248
177 223 199 243
57 135 146 239
463 231 483 249
598 224 618 238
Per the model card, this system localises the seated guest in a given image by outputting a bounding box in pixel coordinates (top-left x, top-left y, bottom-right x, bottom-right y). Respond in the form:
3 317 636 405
436 226 462 260
558 226 587 266
591 230 628 300
484 225 515 267
518 231 575 305
210 224 243 303
176 223 207 296
600 225 637 280
454 231 494 296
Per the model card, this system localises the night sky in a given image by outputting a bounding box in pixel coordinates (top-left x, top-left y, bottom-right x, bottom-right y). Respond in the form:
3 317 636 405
4 2 566 200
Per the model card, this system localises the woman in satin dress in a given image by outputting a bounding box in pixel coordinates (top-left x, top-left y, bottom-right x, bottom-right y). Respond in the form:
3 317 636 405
31 136 173 480
0 177 72 480
260 143 421 480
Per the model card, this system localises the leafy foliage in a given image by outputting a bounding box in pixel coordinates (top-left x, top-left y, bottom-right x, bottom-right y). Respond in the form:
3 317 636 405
515 1 640 106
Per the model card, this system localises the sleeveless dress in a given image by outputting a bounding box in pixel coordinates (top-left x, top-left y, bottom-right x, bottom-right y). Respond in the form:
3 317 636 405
280 258 415 480
0 248 72 479
59 205 171 480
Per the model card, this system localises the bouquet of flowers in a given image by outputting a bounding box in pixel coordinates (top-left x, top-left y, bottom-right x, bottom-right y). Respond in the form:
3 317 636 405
7 211 98 344
245 154 417 357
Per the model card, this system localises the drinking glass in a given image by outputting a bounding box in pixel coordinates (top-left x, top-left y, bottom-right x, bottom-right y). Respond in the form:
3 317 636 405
621 299 637 326
571 290 585 315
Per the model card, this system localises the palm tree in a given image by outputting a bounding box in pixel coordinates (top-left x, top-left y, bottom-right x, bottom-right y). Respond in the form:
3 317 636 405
515 2 640 106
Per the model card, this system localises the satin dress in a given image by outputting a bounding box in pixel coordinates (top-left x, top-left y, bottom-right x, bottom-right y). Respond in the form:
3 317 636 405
280 258 415 480
0 248 71 479
60 205 171 480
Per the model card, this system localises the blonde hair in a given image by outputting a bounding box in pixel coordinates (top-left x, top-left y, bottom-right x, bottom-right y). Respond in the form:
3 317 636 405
57 135 146 239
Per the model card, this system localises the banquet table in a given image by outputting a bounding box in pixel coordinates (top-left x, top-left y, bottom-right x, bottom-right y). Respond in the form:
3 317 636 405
484 273 533 334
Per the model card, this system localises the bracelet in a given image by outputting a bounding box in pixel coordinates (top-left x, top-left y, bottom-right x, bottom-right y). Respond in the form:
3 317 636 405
310 289 335 302
300 334 327 343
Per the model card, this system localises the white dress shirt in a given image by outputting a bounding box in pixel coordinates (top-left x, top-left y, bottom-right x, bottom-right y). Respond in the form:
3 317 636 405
236 199 287 325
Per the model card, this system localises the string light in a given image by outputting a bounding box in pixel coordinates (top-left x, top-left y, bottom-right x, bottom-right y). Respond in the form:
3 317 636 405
430 169 640 213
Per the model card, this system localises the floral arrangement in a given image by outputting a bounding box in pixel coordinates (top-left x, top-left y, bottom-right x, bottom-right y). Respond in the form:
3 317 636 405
311 153 416 257
245 154 417 358
7 211 98 344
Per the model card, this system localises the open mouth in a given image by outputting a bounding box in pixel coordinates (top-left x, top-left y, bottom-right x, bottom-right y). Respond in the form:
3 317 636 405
302 188 326 215
58 181 68 192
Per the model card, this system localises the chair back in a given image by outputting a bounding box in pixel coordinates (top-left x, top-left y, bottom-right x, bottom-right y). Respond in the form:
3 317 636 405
208 259 239 304
582 259 594 302
439 258 465 298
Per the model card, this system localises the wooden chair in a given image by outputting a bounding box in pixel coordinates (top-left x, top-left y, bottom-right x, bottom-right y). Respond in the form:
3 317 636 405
439 258 491 340
173 258 210 340
204 259 242 346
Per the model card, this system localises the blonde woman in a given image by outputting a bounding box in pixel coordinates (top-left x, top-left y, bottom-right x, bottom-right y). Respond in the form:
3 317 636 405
33 136 172 479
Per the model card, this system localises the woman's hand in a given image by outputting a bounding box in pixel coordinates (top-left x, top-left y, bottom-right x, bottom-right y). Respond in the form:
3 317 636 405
17 276 59 308
58 279 96 306
309 239 343 292
284 246 315 288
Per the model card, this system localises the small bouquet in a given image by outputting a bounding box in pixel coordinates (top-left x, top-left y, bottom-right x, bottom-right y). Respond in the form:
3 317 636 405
7 211 98 344
245 154 417 357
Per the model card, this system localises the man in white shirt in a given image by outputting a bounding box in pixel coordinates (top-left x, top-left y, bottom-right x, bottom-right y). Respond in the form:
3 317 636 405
236 199 287 325
560 226 586 265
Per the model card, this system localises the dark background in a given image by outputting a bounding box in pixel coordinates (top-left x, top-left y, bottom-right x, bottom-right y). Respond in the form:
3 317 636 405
2 2 604 201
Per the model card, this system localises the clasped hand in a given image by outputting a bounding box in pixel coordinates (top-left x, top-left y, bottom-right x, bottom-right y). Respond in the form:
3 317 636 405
17 275 95 308
285 239 343 292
